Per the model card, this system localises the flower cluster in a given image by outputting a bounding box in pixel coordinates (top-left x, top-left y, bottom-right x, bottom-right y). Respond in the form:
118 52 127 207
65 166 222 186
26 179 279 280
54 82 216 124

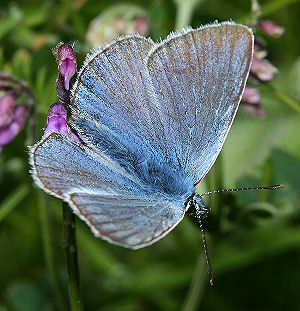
0 76 28 153
43 44 81 143
242 19 285 116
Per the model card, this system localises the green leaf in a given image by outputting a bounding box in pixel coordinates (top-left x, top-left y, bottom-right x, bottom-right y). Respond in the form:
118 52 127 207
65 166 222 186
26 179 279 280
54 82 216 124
0 183 30 223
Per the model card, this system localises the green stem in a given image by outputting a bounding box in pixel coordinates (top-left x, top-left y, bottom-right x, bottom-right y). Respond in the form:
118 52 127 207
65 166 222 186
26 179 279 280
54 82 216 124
173 0 202 30
62 201 83 311
182 154 224 309
269 86 300 114
180 254 208 311
0 183 29 223
38 192 66 311
239 0 299 23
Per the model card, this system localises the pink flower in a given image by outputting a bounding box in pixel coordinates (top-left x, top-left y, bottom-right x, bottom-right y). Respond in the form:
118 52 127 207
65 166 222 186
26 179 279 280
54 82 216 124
57 45 77 91
242 86 266 117
251 54 278 82
42 102 81 143
43 102 68 138
242 86 261 105
0 93 15 128
242 102 267 117
259 20 285 38
0 105 27 149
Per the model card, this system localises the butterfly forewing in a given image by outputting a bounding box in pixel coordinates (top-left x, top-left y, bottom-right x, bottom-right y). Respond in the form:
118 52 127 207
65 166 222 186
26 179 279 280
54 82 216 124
70 35 164 162
146 23 253 183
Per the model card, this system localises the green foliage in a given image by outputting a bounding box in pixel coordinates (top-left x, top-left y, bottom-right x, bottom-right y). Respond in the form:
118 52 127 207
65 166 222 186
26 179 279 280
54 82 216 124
1 0 300 310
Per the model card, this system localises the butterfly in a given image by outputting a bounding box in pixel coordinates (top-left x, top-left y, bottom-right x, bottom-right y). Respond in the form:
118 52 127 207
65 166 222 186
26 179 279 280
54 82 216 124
30 21 253 250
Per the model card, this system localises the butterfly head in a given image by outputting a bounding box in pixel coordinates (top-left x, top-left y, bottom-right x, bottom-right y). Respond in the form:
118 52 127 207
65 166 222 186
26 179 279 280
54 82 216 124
186 193 211 219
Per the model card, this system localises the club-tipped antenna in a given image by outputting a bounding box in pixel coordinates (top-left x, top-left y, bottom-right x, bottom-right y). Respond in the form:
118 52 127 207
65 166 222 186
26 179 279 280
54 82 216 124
195 209 214 286
200 184 284 197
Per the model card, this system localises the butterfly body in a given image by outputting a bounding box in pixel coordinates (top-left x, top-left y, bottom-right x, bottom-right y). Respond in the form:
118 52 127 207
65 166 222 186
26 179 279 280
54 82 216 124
30 21 253 249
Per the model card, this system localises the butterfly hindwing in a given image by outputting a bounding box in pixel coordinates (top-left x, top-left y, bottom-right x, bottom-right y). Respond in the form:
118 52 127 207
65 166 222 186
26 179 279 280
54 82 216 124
30 132 185 248
30 132 144 198
67 191 185 249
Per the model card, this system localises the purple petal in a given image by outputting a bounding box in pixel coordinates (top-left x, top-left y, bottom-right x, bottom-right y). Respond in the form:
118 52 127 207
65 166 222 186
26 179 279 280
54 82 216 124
134 17 149 35
0 105 27 146
58 44 77 65
0 93 15 128
42 103 68 139
14 105 27 123
47 102 68 120
242 86 261 105
251 54 278 81
59 59 77 91
42 102 82 143
57 45 77 91
56 74 70 105
259 20 285 38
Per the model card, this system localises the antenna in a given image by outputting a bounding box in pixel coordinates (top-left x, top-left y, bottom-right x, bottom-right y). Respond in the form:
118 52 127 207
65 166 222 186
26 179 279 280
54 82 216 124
200 184 284 197
195 209 214 285
193 184 284 285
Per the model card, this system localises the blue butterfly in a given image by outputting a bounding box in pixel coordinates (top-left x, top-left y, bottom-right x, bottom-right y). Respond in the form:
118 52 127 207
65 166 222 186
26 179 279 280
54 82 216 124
30 22 253 249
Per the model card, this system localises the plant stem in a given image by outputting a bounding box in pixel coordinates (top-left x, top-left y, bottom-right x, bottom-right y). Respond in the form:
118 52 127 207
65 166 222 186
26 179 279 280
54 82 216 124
0 183 29 222
62 201 83 311
52 44 82 309
180 255 208 311
239 0 299 23
173 0 203 30
39 193 66 311
269 86 300 114
182 155 224 309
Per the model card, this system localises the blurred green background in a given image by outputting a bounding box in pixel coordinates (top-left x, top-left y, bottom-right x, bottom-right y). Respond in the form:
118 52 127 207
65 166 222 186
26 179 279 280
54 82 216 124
1 0 300 310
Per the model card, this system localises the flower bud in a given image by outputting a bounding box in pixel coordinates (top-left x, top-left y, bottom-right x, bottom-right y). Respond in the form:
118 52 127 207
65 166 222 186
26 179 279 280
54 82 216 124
42 102 81 143
242 87 266 117
242 102 267 117
251 54 278 82
57 44 77 91
259 20 285 38
43 102 68 139
242 86 261 105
